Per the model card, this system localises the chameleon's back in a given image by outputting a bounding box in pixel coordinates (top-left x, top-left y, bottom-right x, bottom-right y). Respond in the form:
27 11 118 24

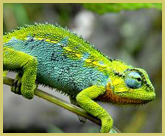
3 24 112 96
3 23 156 133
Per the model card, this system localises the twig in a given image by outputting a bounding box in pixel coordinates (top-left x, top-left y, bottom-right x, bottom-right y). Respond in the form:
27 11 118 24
3 76 120 133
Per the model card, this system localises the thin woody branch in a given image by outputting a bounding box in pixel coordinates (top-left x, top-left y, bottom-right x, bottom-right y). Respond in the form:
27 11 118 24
3 77 120 133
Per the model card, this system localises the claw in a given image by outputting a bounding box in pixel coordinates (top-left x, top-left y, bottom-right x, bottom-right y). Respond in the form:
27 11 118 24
77 115 86 123
11 79 21 95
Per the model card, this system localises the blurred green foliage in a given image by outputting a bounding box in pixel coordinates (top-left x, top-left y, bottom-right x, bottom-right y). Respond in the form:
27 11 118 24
83 3 162 14
3 3 162 133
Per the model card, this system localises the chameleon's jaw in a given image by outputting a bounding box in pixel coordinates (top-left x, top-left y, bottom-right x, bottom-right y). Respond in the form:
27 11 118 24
95 85 156 105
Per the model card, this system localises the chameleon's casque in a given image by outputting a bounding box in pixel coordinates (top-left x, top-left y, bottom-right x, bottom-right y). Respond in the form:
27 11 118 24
3 23 156 133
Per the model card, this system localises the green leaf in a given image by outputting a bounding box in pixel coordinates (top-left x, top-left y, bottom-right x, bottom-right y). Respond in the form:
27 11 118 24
12 4 29 25
82 3 162 14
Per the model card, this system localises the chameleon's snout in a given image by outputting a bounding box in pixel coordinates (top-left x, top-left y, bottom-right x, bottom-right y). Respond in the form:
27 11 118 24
143 92 156 104
150 90 156 101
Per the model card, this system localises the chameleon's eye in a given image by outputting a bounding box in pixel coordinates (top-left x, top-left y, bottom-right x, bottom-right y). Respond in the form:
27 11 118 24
125 71 142 89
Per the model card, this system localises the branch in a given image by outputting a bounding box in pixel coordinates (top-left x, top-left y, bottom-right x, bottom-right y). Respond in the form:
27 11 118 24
3 77 120 133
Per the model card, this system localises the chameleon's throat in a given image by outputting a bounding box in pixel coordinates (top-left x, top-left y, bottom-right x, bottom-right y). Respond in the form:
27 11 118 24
95 85 150 105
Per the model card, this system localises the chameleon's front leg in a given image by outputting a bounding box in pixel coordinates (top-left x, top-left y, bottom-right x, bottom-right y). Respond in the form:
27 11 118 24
76 85 113 133
3 47 37 99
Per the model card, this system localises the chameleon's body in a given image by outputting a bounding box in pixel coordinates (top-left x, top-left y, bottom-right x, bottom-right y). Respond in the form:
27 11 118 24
3 23 156 133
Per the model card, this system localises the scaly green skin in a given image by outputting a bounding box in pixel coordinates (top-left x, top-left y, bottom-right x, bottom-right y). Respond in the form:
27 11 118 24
3 23 156 133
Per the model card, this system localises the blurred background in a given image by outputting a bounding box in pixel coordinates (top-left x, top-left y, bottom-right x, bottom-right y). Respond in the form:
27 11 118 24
3 3 162 133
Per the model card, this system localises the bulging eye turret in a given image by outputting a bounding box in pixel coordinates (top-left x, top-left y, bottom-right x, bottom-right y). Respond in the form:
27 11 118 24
125 71 142 89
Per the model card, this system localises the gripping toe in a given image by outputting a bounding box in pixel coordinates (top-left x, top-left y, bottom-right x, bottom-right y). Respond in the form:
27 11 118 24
11 79 22 95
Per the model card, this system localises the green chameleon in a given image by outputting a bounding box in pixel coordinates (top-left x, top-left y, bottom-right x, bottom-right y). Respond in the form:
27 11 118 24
3 23 156 133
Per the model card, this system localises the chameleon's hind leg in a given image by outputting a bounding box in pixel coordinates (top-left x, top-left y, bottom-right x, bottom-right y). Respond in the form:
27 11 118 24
3 47 37 99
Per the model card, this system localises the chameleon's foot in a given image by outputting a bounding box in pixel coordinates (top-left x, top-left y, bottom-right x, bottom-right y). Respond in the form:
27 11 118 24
11 79 22 95
11 73 37 99
11 78 37 99
77 115 86 123
99 115 113 133
21 83 37 99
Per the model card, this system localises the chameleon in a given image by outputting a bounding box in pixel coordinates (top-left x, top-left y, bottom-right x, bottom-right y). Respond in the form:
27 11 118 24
3 23 156 133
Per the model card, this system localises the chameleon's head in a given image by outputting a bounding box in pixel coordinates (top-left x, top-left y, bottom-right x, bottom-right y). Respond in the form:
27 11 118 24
103 68 156 105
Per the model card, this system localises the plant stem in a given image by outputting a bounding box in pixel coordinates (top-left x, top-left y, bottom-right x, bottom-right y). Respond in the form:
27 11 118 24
3 77 120 133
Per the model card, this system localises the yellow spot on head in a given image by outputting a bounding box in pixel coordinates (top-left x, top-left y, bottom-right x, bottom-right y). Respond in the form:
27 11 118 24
113 78 122 86
112 78 128 92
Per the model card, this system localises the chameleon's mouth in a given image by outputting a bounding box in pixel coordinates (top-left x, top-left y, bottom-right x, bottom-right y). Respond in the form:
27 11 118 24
95 86 155 105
